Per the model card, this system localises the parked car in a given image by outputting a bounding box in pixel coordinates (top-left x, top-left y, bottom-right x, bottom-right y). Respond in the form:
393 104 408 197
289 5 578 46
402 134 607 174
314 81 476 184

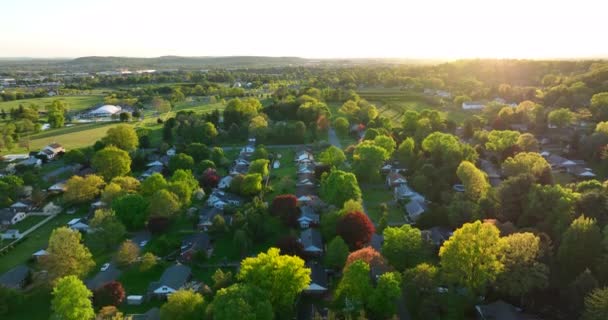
100 263 110 271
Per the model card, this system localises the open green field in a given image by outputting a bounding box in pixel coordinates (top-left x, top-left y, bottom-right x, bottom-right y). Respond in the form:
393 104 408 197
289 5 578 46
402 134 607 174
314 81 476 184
0 95 103 112
1 122 121 155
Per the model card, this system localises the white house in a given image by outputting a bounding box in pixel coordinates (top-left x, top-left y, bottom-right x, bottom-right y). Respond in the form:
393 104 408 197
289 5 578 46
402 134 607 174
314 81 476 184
148 264 191 298
218 176 233 190
298 206 319 229
462 102 486 110
38 143 65 160
0 209 26 225
300 228 323 255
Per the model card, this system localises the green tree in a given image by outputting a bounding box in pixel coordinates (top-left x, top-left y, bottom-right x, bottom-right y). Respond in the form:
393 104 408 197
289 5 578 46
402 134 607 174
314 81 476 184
334 260 372 315
517 133 539 152
374 134 396 155
115 240 140 267
168 153 195 173
382 225 424 271
320 170 362 207
558 216 602 280
102 124 139 151
48 105 65 128
251 145 269 160
241 173 263 196
396 137 416 168
149 189 181 217
248 159 269 177
403 263 438 293
112 194 149 230
88 209 126 251
211 284 274 320
496 233 549 305
582 287 608 320
485 130 520 156
325 236 349 269
319 145 346 167
160 289 205 320
139 252 158 271
522 184 578 238
353 140 389 181
548 108 576 128
51 276 94 320
92 146 132 180
422 132 478 176
141 173 168 196
439 221 504 293
456 161 490 201
43 227 95 283
333 117 350 137
237 248 310 315
64 174 105 204
502 152 552 182
590 92 608 121
368 272 402 319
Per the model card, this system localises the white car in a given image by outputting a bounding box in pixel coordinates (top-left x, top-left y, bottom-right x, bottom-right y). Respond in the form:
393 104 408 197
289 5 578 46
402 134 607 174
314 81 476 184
100 263 110 271
139 240 148 247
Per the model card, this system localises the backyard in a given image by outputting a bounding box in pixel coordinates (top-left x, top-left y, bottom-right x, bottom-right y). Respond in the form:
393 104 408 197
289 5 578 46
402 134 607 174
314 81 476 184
360 184 406 225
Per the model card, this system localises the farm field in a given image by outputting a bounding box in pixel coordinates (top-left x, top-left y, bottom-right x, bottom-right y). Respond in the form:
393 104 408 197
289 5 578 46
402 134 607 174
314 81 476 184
0 95 104 112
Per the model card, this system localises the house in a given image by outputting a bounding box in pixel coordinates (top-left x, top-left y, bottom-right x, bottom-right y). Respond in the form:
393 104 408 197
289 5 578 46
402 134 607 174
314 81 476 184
394 184 425 203
303 261 328 295
297 163 315 175
544 153 576 170
48 181 67 193
0 209 27 225
296 177 315 187
38 143 65 160
300 228 323 255
475 300 539 320
405 199 428 221
198 207 223 230
1 229 21 240
180 233 211 261
462 101 486 110
240 145 255 155
298 206 319 229
207 190 243 209
479 159 502 187
218 176 233 190
386 171 407 189
0 265 31 290
91 200 106 210
295 151 314 163
569 165 597 179
229 163 249 176
146 160 164 167
67 218 90 233
148 264 192 298
140 165 164 180
32 249 49 261
10 201 33 213
422 227 453 247
296 185 317 198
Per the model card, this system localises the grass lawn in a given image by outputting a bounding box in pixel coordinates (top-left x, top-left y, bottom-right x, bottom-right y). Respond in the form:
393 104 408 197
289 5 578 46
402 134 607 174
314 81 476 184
1 122 122 155
0 95 103 112
0 211 87 274
361 184 406 224
265 148 297 201
5 286 52 320
119 263 167 294
12 215 47 233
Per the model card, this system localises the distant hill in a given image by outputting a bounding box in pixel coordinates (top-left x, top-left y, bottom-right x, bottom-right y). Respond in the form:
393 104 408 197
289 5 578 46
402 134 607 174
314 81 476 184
0 56 443 72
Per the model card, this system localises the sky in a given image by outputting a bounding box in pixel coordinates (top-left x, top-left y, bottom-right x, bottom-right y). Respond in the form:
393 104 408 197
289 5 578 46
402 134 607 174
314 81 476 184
2 0 607 59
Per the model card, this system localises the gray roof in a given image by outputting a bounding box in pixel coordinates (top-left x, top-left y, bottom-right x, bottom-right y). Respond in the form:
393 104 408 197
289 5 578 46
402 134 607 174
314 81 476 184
299 206 319 223
305 261 328 292
422 227 453 247
300 229 323 252
149 264 191 292
476 300 533 320
182 233 211 253
0 209 19 222
85 264 122 290
406 199 428 220
0 265 30 289
131 308 160 320
370 234 384 252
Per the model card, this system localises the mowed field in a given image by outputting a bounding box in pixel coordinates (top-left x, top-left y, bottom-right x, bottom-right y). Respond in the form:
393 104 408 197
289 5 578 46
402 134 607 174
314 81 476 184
0 95 104 112
1 122 121 155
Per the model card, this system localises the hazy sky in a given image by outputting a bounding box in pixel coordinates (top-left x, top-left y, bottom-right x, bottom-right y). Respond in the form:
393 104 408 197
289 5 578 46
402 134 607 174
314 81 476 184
2 0 607 59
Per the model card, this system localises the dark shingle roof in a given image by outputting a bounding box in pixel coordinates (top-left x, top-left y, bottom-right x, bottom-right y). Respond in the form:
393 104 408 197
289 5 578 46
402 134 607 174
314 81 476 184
0 265 30 289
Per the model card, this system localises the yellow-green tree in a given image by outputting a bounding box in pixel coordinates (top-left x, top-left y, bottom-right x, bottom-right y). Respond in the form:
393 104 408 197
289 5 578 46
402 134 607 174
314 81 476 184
102 124 139 151
439 221 504 293
159 289 205 320
64 174 105 204
92 146 131 181
456 161 490 201
238 248 310 315
43 227 95 283
51 276 94 320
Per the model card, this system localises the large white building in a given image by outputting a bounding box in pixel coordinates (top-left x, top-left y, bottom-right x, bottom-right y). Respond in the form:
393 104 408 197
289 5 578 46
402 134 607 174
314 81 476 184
86 105 122 117
462 101 486 110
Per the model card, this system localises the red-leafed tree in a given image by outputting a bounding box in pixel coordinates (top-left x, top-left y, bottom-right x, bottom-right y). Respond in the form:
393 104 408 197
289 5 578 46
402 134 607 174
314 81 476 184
270 194 299 228
93 281 126 307
200 168 220 189
147 216 171 234
345 246 387 269
275 235 305 258
337 211 375 250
